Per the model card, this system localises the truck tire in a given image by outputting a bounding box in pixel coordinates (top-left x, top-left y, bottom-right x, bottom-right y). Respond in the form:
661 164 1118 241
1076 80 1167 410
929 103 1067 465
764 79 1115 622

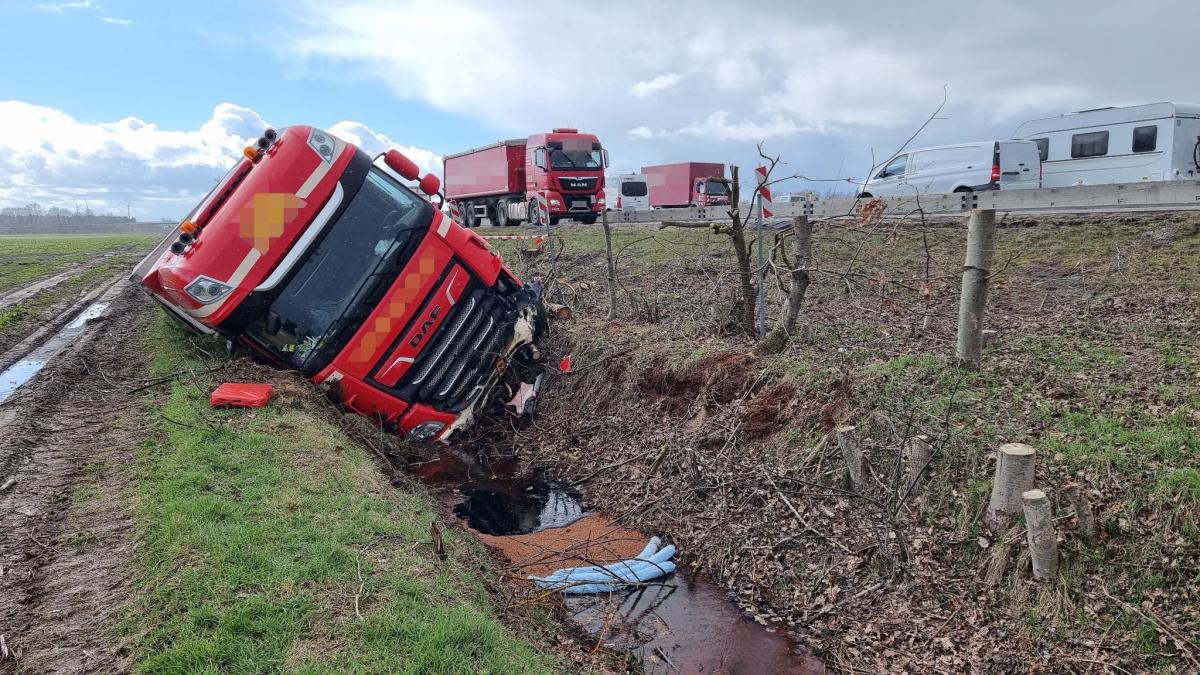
527 199 539 225
463 202 480 228
580 215 597 225
494 200 509 228
550 216 560 226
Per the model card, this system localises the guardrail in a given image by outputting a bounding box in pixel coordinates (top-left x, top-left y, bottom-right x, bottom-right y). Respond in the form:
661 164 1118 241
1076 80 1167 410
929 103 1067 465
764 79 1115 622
603 179 1200 223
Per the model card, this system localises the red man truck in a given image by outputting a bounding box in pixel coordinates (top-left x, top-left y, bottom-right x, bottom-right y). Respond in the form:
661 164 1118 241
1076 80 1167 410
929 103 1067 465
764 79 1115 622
642 162 730 208
131 125 547 442
444 128 608 227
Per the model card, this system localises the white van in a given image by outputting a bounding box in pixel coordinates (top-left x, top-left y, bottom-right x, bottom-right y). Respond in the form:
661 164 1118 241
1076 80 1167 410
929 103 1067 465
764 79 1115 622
605 173 650 211
1013 102 1200 187
859 141 1041 198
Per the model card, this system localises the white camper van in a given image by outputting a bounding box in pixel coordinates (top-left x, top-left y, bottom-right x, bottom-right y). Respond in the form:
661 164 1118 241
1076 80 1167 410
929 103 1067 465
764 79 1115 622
859 140 1041 198
605 173 650 211
1013 102 1200 187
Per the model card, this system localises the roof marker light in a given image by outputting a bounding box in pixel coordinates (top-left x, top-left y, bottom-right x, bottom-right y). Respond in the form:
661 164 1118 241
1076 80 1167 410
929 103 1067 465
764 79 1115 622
243 146 259 161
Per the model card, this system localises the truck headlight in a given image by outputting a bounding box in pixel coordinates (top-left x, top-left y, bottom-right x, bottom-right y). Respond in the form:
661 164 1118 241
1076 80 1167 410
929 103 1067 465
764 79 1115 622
549 199 561 206
185 276 233 304
408 421 445 441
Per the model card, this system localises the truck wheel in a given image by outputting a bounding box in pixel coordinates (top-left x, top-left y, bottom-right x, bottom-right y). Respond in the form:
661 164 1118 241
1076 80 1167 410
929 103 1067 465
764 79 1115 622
549 216 561 226
494 200 509 228
527 199 538 225
580 215 597 225
463 202 480 228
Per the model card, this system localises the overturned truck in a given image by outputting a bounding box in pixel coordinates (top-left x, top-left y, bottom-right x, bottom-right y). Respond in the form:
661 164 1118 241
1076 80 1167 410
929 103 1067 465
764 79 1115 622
132 125 546 442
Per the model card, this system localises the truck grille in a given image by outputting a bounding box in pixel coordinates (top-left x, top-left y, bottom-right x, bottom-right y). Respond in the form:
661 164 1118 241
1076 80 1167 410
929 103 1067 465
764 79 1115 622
558 176 598 192
391 286 514 411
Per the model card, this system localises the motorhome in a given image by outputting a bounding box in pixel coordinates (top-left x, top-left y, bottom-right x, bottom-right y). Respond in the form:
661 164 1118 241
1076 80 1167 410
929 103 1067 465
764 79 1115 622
1012 102 1200 187
605 173 650 211
858 140 1041 198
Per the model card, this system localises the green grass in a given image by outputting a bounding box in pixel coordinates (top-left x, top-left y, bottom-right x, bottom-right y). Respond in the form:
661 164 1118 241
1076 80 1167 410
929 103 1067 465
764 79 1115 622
0 233 158 293
127 317 559 674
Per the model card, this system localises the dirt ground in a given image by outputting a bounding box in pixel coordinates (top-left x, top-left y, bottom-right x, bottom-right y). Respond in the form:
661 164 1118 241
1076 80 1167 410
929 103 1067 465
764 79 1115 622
0 286 148 673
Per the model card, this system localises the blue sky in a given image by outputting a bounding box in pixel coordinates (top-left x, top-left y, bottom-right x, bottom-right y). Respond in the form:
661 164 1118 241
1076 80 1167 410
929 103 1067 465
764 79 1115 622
2 0 1198 219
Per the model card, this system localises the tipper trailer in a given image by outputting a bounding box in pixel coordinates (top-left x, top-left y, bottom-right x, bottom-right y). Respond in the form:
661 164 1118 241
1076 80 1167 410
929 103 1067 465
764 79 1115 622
641 162 729 208
444 128 608 227
132 125 547 442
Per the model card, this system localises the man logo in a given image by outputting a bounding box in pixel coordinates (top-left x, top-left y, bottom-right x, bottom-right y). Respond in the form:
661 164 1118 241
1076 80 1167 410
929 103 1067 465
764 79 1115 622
409 305 442 348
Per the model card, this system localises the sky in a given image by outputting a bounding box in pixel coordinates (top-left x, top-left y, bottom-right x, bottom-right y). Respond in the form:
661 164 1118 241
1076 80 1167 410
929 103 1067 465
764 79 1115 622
1 0 1198 220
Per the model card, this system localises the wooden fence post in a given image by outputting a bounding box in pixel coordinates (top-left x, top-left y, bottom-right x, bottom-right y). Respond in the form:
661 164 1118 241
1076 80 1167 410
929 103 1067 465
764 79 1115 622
601 204 618 320
956 209 997 368
1022 489 1058 580
985 442 1036 530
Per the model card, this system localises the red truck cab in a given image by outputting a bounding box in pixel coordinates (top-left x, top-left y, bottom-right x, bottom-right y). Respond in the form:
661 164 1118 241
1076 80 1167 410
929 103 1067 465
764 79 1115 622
526 128 607 223
132 125 545 442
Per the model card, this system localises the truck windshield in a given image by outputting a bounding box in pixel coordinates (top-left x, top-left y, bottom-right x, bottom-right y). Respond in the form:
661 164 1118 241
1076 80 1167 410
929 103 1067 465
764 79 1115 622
549 149 603 169
704 179 727 196
243 168 433 370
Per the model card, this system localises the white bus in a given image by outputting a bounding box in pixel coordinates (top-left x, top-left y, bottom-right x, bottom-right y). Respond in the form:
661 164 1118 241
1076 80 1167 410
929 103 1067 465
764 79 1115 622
1013 102 1200 187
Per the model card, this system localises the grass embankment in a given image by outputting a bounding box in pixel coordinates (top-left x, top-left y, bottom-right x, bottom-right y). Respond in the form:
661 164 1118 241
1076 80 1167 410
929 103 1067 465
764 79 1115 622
489 216 1200 668
127 317 559 674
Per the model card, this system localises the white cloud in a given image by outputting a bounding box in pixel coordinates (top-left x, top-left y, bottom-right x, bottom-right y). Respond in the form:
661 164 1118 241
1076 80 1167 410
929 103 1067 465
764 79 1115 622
327 120 442 178
101 16 132 26
37 0 101 13
0 101 438 220
629 73 682 99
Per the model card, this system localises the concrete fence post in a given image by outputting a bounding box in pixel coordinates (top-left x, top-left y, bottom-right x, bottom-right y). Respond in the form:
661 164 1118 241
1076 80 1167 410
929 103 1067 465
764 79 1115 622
956 209 997 368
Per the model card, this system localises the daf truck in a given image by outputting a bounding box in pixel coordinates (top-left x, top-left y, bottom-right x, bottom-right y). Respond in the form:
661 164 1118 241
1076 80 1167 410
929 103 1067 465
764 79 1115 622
132 125 546 442
641 162 729 208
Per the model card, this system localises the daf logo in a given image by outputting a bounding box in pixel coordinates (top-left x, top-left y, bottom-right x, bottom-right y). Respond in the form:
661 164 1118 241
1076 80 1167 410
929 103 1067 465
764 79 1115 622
409 305 442 348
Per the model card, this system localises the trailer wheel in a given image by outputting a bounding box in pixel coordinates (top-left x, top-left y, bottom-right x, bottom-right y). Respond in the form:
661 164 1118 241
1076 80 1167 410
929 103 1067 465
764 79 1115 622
494 200 509 227
463 202 480 228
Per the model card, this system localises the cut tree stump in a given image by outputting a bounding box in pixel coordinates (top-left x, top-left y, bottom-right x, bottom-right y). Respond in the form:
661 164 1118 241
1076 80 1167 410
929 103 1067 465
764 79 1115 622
1062 483 1098 544
903 435 932 495
986 443 1036 530
1022 489 1058 580
837 425 865 491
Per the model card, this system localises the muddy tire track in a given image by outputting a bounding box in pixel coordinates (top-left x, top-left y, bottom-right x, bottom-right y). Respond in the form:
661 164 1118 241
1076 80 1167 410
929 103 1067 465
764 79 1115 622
0 287 151 674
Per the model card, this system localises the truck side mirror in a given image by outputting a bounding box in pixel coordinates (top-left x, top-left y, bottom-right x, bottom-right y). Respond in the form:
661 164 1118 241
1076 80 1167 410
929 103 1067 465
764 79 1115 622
602 149 609 169
418 173 440 196
384 149 421 181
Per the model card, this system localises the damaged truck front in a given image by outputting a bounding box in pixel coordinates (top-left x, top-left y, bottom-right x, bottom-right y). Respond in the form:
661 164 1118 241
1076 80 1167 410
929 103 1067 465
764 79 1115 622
131 125 546 442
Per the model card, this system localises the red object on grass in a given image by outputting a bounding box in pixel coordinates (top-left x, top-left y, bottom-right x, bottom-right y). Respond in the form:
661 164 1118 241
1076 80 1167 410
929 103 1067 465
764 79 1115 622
210 382 273 408
559 355 572 373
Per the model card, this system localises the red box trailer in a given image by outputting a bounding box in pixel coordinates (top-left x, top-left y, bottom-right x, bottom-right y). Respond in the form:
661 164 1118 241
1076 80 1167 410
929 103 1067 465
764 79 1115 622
443 140 526 200
641 162 729 208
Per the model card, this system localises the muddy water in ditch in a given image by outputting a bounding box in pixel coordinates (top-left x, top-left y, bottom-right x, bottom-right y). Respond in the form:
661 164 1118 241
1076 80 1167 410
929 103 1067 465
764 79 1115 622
0 302 110 404
404 446 824 674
